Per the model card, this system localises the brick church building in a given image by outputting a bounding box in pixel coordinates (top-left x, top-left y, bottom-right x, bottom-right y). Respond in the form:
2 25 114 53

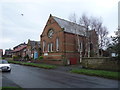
40 14 98 65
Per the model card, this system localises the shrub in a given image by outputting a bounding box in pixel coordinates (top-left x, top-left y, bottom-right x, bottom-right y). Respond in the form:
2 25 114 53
13 56 20 60
2 57 5 59
38 56 43 60
24 55 29 60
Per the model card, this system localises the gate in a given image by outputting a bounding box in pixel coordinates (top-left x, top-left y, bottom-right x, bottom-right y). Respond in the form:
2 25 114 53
69 58 77 65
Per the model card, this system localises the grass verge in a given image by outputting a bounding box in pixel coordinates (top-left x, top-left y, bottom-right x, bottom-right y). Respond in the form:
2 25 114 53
2 87 22 90
70 69 120 80
8 60 56 69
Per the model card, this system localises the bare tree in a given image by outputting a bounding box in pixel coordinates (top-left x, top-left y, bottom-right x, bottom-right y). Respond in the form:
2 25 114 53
69 13 109 57
79 14 91 57
79 14 109 57
68 13 77 23
99 26 108 56
79 13 90 29
90 17 109 56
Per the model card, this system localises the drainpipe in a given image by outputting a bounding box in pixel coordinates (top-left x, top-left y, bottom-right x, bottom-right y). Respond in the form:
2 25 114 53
79 38 82 63
64 31 66 65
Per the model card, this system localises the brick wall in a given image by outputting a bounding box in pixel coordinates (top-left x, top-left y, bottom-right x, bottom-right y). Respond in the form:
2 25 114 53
64 32 84 64
89 30 98 56
40 15 98 65
32 59 63 65
82 57 120 71
40 15 65 64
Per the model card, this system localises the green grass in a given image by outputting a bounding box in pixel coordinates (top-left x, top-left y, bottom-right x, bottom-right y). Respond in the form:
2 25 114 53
8 60 56 69
2 87 22 90
70 69 120 80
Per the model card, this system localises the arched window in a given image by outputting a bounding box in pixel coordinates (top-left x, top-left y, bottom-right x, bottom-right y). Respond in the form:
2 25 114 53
43 41 46 52
78 42 83 52
48 43 53 52
56 38 59 51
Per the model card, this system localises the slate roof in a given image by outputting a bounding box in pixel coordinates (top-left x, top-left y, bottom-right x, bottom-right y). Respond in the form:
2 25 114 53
29 41 40 47
53 16 87 36
28 40 40 49
28 39 40 50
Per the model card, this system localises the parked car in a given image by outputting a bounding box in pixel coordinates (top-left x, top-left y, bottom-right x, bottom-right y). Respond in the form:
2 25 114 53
0 60 11 72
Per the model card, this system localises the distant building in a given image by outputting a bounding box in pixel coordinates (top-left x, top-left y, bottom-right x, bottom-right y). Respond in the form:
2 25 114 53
4 49 13 57
40 14 98 65
26 39 41 59
0 49 3 58
12 43 27 59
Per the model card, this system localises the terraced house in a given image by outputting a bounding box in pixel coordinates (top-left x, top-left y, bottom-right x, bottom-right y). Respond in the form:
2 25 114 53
12 43 27 59
40 14 98 65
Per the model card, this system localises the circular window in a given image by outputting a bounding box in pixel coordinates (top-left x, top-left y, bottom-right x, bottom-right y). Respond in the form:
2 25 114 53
48 29 54 38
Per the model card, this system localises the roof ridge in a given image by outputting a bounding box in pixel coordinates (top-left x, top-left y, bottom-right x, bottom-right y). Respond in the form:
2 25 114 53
29 40 39 42
52 15 86 28
51 15 88 36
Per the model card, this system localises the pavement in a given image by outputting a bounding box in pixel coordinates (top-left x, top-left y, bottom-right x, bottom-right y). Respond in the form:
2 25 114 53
34 61 83 72
54 65 83 72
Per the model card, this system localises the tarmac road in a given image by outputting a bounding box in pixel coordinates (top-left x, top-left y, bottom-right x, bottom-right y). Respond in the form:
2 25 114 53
2 64 119 88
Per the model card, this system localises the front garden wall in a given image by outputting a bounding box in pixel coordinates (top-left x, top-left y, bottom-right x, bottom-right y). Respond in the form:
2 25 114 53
82 57 120 71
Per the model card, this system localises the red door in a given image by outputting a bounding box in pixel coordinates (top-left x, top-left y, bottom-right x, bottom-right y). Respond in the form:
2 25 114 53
70 58 77 65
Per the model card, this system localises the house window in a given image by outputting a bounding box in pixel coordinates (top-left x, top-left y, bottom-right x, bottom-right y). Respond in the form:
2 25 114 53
48 29 54 38
56 38 59 51
48 43 53 52
51 43 53 52
43 41 46 52
48 43 50 52
80 42 83 51
78 42 82 52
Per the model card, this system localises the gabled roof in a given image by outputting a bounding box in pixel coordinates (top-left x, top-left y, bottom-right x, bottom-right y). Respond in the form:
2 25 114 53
28 39 40 48
13 43 26 50
53 16 87 36
13 45 27 52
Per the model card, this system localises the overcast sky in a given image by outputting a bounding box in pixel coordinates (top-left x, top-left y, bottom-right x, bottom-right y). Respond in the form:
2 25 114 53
0 0 118 52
